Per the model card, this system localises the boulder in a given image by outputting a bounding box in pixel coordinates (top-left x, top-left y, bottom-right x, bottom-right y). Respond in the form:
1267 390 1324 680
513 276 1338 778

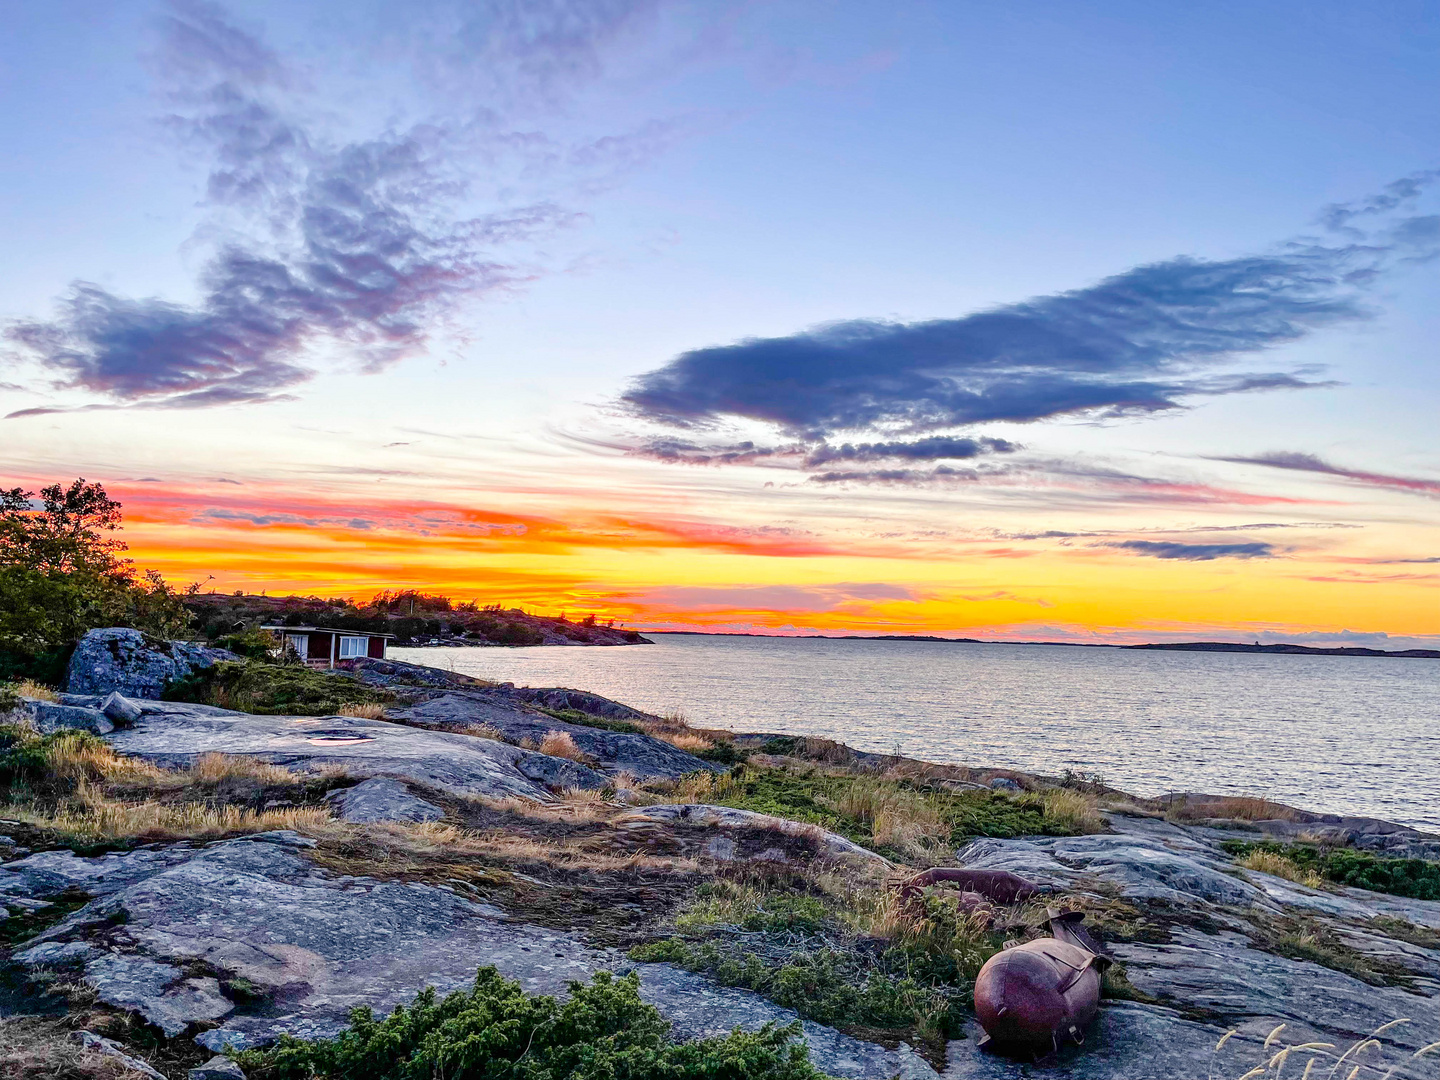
31 700 113 735
100 690 144 726
66 628 236 699
324 778 445 823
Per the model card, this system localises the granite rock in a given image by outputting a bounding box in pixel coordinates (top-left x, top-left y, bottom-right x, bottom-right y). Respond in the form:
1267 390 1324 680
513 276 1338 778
26 833 927 1078
323 777 444 823
189 1055 247 1080
65 628 236 699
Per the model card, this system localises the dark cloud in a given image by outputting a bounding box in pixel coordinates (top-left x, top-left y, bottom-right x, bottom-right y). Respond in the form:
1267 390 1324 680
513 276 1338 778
624 176 1438 440
1104 540 1276 561
803 435 1019 467
1216 452 1440 498
2 3 595 414
808 465 982 486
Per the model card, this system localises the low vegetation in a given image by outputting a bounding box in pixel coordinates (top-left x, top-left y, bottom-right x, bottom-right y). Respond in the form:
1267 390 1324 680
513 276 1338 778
628 872 1011 1061
239 967 826 1080
653 762 1102 862
1224 839 1440 901
0 724 345 849
163 659 393 716
537 707 644 735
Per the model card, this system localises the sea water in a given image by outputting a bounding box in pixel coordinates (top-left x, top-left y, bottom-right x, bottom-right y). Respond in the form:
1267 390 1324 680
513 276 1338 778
393 635 1440 830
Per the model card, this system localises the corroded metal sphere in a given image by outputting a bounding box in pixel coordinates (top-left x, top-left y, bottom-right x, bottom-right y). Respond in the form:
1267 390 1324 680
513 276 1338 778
973 938 1103 1058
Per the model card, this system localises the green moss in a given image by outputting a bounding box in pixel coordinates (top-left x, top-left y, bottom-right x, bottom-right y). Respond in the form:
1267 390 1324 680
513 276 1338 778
163 660 392 716
536 708 644 735
238 967 825 1080
1223 839 1440 901
0 890 91 946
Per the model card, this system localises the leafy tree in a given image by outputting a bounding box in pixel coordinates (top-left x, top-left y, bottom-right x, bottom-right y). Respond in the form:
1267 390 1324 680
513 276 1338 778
0 479 193 682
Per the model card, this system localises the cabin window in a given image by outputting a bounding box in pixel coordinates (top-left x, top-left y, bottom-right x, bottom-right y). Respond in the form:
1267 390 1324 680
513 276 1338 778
338 636 368 659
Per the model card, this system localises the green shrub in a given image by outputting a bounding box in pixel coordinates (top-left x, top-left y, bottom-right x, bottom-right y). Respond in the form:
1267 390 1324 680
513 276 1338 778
163 660 392 716
1223 840 1440 901
238 967 825 1080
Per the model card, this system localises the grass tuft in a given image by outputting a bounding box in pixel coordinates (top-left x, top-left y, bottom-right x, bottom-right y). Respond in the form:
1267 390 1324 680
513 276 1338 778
337 702 386 720
537 730 587 762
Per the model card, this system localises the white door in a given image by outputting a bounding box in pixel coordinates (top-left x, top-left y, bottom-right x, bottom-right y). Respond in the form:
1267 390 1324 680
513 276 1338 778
284 633 309 660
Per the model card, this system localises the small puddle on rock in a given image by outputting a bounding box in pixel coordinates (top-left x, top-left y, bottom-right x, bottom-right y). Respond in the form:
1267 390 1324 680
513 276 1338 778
304 732 375 745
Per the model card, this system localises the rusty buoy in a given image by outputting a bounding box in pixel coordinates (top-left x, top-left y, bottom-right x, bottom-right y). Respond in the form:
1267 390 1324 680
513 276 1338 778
974 910 1110 1059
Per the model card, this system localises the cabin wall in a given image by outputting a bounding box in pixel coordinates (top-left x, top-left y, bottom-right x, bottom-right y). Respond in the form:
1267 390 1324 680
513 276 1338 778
307 632 334 663
368 636 386 658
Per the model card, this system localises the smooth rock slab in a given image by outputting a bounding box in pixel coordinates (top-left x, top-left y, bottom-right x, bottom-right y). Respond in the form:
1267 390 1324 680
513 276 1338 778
30 834 924 1078
323 777 444 823
957 830 1265 906
1113 928 1432 1050
103 699 609 801
390 691 719 780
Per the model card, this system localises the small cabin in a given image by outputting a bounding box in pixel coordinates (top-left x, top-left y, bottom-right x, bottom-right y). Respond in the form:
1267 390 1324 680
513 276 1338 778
259 625 395 669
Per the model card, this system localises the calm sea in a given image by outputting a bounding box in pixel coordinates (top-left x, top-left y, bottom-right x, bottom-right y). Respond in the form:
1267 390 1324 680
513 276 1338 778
392 635 1440 831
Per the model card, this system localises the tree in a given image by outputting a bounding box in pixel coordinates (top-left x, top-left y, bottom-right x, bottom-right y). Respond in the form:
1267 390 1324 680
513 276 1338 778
0 479 126 575
0 479 193 682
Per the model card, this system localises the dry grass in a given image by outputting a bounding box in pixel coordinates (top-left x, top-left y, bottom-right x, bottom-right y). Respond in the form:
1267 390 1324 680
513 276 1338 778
660 732 714 754
670 770 743 804
1237 849 1325 889
538 730 587 762
0 1018 156 1080
1169 794 1300 823
338 702 387 719
40 733 173 786
13 679 60 703
830 779 948 859
188 751 299 786
2 791 332 845
469 723 507 742
1038 789 1105 833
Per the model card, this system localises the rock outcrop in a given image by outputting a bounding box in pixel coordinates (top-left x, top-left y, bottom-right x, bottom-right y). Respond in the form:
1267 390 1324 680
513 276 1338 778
66 628 236 699
323 777 444 823
90 697 607 801
9 832 931 1079
390 691 718 781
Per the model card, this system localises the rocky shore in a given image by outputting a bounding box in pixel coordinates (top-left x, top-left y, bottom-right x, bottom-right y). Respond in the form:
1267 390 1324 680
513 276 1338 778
1 629 1437 1079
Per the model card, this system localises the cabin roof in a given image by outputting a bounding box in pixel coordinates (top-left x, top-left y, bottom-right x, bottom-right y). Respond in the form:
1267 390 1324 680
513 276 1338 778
259 625 398 638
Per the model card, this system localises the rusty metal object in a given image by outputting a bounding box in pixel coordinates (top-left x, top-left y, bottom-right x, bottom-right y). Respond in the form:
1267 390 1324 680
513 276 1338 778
897 867 1044 905
973 908 1111 1059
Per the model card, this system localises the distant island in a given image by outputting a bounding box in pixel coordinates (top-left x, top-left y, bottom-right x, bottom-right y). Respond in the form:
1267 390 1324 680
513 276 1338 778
655 630 1440 659
185 591 651 648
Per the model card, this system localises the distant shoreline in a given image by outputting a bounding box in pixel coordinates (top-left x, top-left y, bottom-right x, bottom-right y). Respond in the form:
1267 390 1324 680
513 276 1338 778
646 631 1440 659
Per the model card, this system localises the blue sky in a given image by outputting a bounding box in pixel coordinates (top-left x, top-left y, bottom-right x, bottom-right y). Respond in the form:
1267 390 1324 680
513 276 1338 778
1 1 1437 645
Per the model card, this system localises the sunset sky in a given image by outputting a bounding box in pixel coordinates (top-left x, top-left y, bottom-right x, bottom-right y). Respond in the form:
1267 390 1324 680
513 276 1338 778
2 1 1438 647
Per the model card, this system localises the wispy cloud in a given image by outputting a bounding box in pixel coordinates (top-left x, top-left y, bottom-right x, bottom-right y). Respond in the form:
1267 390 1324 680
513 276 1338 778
1102 539 1277 560
1215 451 1440 499
3 1 682 416
621 173 1439 478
